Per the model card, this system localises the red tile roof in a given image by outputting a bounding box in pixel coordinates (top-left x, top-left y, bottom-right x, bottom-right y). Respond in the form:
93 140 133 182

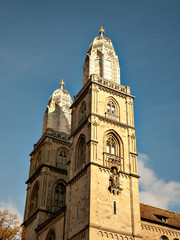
140 203 180 229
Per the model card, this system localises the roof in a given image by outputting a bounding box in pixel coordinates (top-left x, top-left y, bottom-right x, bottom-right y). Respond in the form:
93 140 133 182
140 203 180 229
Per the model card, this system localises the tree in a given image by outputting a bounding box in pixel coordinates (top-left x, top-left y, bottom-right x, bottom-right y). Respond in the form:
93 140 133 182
0 209 25 240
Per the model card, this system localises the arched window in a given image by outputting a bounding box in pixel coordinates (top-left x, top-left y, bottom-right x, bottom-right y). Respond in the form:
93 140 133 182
106 134 120 156
75 135 86 169
106 136 116 154
107 101 116 115
54 183 65 209
35 150 42 170
29 181 39 214
59 150 66 165
104 131 124 171
160 236 169 240
46 230 55 240
79 102 86 123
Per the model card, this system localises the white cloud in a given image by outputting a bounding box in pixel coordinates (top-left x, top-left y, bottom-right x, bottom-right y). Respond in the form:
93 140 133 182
138 153 180 210
0 199 23 224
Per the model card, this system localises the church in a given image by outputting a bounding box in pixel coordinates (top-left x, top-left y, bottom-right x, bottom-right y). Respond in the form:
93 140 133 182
23 27 180 240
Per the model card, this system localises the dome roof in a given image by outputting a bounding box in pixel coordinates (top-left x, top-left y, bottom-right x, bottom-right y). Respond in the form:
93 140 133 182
48 85 72 107
42 82 72 135
88 36 115 53
83 27 120 86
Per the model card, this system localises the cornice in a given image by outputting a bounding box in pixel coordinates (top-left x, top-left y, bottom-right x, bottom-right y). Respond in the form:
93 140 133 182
70 113 135 138
35 207 66 233
23 208 53 227
71 75 135 109
30 129 70 156
89 223 143 239
26 164 67 184
67 162 139 186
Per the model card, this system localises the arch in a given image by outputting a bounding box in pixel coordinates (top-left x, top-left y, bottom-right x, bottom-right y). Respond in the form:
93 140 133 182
95 50 103 77
104 54 112 80
160 236 169 240
29 181 39 214
57 147 68 165
46 230 55 240
104 130 124 171
35 150 42 170
53 181 66 210
75 134 86 169
79 101 87 123
83 55 89 85
104 130 123 157
105 96 120 119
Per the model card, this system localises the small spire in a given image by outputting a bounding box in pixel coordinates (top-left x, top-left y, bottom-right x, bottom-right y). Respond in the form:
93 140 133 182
60 79 65 89
99 26 105 37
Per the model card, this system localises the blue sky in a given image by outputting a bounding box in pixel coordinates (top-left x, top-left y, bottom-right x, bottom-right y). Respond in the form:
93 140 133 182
0 0 180 219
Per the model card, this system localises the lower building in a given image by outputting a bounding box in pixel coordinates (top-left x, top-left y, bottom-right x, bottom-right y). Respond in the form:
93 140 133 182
23 27 180 240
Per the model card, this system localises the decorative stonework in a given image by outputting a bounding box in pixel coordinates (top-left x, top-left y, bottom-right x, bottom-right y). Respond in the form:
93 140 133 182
109 167 123 195
98 230 134 240
141 223 180 237
103 152 123 171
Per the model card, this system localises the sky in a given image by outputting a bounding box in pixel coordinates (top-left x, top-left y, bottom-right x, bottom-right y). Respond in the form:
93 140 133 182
0 0 180 221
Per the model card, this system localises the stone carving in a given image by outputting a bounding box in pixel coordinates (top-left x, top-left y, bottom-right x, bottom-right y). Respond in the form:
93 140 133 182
109 167 123 195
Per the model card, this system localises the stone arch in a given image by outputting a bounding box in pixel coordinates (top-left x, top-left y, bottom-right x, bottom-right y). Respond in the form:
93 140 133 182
57 147 68 165
114 234 118 240
104 232 108 238
160 236 169 240
35 150 42 170
105 96 120 119
75 134 86 169
79 101 87 124
29 181 39 215
103 129 124 171
52 179 66 211
46 229 55 240
104 53 112 80
83 55 90 85
98 231 103 237
95 50 103 77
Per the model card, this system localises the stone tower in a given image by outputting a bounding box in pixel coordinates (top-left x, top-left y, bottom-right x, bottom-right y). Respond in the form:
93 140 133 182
23 28 143 240
23 80 72 239
66 27 142 240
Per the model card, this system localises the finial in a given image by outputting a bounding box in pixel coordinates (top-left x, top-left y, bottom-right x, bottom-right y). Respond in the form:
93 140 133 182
99 26 105 37
60 79 65 89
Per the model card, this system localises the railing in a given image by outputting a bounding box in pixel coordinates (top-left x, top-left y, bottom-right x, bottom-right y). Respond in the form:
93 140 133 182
91 74 127 93
105 112 119 121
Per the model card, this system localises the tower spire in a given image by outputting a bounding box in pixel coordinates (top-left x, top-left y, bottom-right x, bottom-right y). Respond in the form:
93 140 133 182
60 79 65 89
99 26 105 37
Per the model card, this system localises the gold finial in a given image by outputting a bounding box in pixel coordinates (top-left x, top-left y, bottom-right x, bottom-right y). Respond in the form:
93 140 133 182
99 26 105 37
60 79 65 89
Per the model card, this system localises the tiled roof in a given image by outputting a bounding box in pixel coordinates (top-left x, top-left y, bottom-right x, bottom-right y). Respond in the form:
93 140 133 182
140 203 180 229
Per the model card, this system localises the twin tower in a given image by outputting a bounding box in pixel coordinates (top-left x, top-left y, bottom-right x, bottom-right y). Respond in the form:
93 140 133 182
23 28 141 240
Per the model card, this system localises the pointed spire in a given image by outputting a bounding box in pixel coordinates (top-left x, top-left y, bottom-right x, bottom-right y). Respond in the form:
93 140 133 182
99 26 105 37
60 79 65 89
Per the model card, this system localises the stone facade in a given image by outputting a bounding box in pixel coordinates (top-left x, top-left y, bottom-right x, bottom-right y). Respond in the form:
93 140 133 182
23 28 180 240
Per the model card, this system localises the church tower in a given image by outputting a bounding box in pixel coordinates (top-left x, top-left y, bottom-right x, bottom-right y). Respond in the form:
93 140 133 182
24 28 143 240
23 80 72 239
65 27 142 240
